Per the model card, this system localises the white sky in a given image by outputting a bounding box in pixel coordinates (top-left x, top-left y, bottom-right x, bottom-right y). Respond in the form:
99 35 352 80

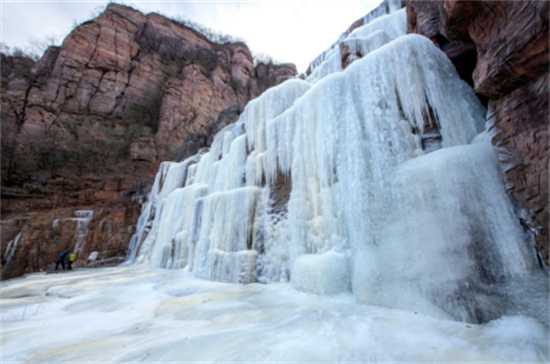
0 0 381 72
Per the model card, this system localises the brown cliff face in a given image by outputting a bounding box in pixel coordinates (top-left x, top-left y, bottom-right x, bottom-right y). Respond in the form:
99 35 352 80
407 0 549 265
1 4 296 279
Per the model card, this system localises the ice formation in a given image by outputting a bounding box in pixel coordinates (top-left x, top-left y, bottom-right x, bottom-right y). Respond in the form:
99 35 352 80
3 232 22 268
305 0 402 80
126 8 548 327
306 9 406 83
52 210 94 254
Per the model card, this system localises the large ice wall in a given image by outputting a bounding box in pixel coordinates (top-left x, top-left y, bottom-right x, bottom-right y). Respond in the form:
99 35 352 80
128 9 548 325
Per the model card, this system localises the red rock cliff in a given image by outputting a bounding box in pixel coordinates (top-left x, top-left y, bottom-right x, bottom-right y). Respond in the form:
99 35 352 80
407 0 549 265
1 4 296 279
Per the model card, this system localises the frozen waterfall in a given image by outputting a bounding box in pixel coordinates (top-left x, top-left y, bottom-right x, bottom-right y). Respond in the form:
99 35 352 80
127 10 548 326
3 7 548 363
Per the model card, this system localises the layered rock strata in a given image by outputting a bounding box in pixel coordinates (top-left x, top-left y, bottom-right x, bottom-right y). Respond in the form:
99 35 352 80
1 4 295 279
407 0 549 265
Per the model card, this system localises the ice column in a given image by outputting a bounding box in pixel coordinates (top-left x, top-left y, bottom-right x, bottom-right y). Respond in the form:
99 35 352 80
189 187 261 283
132 157 200 265
3 232 22 268
72 210 94 254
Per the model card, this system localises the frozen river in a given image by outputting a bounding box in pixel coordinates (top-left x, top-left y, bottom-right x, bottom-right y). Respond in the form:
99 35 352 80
2 267 547 362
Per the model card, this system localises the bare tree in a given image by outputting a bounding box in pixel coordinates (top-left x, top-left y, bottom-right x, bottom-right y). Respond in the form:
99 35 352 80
27 34 60 59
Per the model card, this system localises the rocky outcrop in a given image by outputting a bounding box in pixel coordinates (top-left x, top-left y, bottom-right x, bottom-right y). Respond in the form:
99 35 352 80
1 4 296 279
407 0 549 264
173 104 244 162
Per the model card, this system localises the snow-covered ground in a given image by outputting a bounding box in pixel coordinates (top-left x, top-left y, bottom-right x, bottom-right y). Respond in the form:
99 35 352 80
2 267 547 363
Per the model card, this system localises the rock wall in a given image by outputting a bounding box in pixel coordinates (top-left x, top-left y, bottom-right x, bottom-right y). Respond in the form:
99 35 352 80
407 0 549 265
1 4 296 279
1 200 142 278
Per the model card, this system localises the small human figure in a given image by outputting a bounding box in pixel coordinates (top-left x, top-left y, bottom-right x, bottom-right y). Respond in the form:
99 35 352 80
68 251 77 270
55 250 68 270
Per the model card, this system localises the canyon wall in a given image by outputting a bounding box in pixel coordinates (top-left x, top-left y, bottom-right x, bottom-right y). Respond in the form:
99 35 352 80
1 4 295 279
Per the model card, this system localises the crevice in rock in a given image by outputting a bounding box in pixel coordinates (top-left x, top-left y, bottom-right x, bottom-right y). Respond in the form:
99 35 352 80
84 23 102 69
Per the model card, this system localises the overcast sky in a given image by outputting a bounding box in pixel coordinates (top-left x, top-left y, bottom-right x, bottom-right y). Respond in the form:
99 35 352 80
0 0 381 72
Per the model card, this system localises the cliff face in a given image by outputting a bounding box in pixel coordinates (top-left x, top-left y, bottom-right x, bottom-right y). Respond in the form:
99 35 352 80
407 0 549 265
1 4 296 279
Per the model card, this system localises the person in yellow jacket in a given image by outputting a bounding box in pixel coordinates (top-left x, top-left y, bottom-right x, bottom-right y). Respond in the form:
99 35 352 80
68 251 77 270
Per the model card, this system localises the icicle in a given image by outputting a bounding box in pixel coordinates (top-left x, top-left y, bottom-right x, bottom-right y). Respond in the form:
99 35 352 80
72 210 94 254
147 184 208 268
189 186 261 283
134 157 199 264
243 79 311 154
305 47 342 84
3 232 22 267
